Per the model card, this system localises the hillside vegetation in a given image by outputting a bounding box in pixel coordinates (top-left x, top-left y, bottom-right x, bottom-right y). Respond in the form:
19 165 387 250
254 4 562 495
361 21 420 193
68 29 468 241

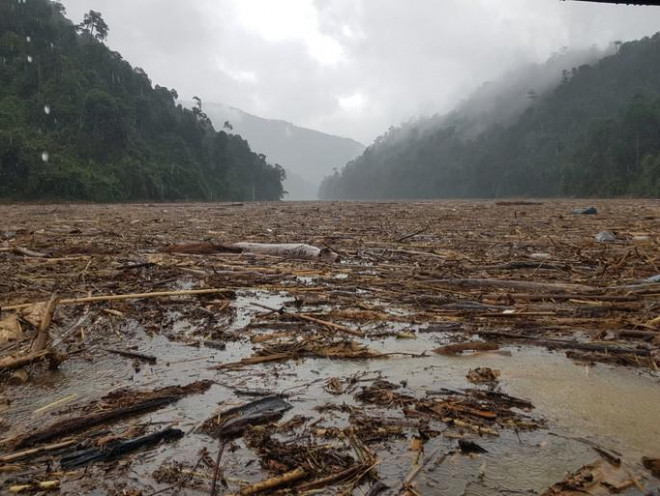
0 0 285 201
202 102 364 200
320 35 660 199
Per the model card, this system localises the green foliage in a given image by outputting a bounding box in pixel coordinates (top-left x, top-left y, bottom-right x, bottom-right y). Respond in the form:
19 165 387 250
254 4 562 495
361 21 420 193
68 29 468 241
320 34 660 199
0 0 285 202
77 10 108 41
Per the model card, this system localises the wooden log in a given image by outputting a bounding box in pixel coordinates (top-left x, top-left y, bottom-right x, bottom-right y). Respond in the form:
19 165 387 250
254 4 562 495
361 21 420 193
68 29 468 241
295 464 365 491
14 396 179 449
32 293 59 353
423 278 592 292
434 342 500 355
477 330 653 356
0 439 76 463
103 348 157 364
12 247 49 258
0 351 54 373
232 242 339 262
231 467 307 496
483 293 640 303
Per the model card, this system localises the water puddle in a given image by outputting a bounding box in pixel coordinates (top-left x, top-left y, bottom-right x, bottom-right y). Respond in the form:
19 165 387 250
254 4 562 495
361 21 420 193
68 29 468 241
2 291 658 494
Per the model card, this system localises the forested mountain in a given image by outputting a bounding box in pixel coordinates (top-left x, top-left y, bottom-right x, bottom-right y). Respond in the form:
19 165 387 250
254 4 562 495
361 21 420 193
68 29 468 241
320 35 660 199
0 0 285 201
201 103 365 200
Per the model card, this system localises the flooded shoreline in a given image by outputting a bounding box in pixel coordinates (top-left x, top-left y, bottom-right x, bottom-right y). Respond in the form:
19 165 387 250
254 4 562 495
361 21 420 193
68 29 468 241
1 201 659 494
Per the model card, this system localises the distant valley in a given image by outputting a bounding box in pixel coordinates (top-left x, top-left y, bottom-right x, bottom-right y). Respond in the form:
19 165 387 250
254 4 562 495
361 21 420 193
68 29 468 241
201 103 365 200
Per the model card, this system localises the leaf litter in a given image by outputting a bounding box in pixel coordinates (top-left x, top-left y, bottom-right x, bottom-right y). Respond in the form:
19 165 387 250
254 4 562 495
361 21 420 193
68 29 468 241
0 200 658 495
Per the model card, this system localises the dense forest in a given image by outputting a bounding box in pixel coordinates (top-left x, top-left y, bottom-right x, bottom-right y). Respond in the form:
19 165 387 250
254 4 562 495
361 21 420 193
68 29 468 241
320 35 660 199
0 0 285 201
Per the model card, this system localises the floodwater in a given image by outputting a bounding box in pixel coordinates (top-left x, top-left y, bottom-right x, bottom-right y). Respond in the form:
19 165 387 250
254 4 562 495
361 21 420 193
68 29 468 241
2 290 659 495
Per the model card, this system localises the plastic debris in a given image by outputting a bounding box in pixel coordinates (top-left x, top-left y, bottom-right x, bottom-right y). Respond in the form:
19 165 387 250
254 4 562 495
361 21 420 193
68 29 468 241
594 231 616 243
572 206 598 215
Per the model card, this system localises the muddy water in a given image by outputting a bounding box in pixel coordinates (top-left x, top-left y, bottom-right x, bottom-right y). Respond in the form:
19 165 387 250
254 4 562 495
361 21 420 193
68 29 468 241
3 292 659 494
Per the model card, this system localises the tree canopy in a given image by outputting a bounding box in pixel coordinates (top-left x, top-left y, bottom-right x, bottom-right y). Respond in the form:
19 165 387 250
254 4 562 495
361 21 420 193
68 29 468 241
320 35 660 200
78 10 108 41
0 0 285 201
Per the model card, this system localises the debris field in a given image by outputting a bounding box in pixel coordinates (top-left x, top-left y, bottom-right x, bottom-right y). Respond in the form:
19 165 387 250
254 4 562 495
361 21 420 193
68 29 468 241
0 200 659 495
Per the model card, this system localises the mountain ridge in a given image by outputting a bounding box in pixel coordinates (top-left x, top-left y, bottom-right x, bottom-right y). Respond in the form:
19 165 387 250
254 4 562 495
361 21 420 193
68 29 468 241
320 36 660 199
201 102 365 200
0 0 285 202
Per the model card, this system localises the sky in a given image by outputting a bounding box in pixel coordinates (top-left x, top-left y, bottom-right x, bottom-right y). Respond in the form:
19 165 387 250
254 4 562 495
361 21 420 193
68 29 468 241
60 0 660 144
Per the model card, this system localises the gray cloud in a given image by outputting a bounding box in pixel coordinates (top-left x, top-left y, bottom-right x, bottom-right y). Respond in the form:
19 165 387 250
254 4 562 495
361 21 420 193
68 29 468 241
60 0 660 143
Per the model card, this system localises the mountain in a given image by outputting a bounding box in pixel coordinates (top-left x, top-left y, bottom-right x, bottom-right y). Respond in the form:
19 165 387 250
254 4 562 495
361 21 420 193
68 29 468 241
201 103 365 200
0 0 284 201
320 36 660 199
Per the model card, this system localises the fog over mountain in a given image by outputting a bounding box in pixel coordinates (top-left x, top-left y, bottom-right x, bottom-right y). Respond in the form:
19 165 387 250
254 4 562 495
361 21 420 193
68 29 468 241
320 35 660 199
201 103 364 200
59 0 660 145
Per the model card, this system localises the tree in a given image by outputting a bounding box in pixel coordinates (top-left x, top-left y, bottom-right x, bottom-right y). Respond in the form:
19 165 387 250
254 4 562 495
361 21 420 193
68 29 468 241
78 10 109 41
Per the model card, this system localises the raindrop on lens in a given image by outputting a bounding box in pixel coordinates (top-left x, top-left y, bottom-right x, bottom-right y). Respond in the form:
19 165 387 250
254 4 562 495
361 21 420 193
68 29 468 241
41 152 49 163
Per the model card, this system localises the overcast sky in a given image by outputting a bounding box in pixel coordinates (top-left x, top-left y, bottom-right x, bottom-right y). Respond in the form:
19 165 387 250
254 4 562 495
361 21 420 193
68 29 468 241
60 0 660 144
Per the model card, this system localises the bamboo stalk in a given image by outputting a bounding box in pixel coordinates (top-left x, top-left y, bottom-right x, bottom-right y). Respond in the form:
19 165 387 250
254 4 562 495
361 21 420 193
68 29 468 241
0 439 76 463
32 293 59 352
0 351 53 373
250 303 364 338
32 394 78 415
230 467 307 496
2 289 233 311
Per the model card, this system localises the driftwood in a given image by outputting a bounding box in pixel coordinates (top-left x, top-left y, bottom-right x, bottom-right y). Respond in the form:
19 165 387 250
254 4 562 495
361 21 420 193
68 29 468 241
434 342 500 355
103 348 157 364
0 439 76 463
9 480 60 492
251 303 364 337
424 278 592 292
3 288 234 312
295 464 366 491
210 441 228 496
230 467 307 496
202 396 293 438
163 241 339 262
14 396 179 449
0 350 56 373
60 428 184 469
233 243 339 262
477 330 653 356
12 246 49 258
32 293 59 353
10 381 210 450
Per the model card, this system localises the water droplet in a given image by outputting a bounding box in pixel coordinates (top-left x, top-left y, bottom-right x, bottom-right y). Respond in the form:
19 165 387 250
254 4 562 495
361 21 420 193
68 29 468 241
26 55 32 63
44 105 51 115
41 152 49 163
26 36 31 43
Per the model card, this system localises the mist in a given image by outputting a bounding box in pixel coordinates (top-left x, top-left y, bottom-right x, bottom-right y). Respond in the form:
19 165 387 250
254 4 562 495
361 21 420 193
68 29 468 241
58 0 660 145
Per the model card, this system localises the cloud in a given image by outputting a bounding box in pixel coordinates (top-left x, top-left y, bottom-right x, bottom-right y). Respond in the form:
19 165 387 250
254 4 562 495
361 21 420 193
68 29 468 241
60 0 660 143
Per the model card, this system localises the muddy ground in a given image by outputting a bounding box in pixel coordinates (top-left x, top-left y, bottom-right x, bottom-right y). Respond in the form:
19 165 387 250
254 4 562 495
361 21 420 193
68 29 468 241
0 200 659 495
